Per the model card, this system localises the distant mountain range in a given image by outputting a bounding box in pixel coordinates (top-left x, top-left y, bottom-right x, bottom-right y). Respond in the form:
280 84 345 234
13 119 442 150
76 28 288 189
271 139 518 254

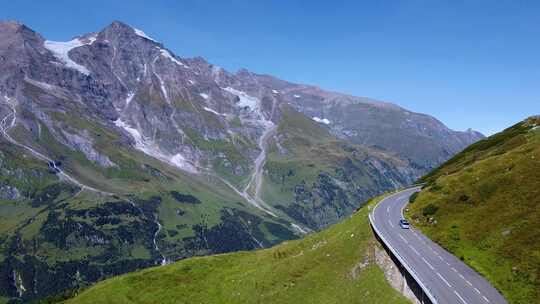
0 20 483 301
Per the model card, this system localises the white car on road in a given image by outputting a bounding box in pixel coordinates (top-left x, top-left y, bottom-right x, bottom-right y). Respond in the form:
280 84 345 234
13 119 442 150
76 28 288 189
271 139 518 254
399 219 410 229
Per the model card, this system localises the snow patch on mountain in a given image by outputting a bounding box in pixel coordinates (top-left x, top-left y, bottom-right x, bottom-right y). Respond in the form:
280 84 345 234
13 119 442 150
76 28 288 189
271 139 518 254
291 223 309 234
160 49 188 68
222 87 259 110
170 154 191 170
126 92 135 106
203 106 225 116
114 119 144 145
133 28 156 42
44 39 91 75
313 117 331 125
272 89 279 94
151 68 170 104
221 87 274 125
199 93 209 100
293 94 301 98
114 118 197 173
86 35 97 45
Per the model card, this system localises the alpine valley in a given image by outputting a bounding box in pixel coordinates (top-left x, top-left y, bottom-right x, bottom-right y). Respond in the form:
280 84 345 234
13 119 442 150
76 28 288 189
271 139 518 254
0 21 483 302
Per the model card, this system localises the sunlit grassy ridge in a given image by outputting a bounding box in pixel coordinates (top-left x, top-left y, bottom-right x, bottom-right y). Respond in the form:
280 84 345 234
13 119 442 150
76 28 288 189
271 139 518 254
406 116 540 304
66 195 409 304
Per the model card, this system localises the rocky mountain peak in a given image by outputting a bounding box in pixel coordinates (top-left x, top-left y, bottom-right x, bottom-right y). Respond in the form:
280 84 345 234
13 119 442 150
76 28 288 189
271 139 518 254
0 20 29 33
97 21 160 46
235 68 251 77
463 128 484 138
0 20 44 48
100 20 137 36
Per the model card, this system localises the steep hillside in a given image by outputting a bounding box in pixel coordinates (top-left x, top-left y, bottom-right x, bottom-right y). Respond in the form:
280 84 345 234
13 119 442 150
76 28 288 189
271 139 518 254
405 116 540 303
65 194 409 304
0 20 481 301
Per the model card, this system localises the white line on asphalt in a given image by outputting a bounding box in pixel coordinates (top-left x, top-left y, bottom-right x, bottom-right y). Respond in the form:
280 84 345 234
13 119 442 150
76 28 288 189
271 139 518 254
454 290 468 304
387 206 390 213
422 257 435 270
445 261 451 266
388 220 394 228
465 280 473 287
399 234 408 244
474 288 481 294
437 254 444 261
409 245 420 256
451 267 458 272
482 295 490 303
437 272 452 288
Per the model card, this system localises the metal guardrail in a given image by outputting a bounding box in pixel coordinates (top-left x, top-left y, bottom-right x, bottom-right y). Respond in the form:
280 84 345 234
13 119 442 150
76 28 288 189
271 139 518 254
369 191 439 304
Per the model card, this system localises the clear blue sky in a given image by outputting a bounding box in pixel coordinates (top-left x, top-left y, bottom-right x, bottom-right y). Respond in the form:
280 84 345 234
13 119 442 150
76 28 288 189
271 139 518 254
2 0 539 135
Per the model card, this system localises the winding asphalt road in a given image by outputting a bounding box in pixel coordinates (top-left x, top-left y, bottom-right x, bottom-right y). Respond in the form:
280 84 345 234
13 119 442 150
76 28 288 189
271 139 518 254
370 188 507 304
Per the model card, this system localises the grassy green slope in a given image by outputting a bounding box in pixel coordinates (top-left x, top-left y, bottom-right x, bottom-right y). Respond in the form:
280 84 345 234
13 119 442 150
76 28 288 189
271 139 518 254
405 116 540 303
66 194 409 304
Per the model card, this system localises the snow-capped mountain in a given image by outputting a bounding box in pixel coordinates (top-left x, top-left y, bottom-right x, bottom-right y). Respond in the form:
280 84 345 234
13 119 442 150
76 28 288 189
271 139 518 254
0 20 482 301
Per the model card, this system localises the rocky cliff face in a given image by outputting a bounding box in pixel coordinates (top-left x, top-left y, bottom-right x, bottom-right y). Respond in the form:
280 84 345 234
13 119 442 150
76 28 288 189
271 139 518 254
0 20 482 301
